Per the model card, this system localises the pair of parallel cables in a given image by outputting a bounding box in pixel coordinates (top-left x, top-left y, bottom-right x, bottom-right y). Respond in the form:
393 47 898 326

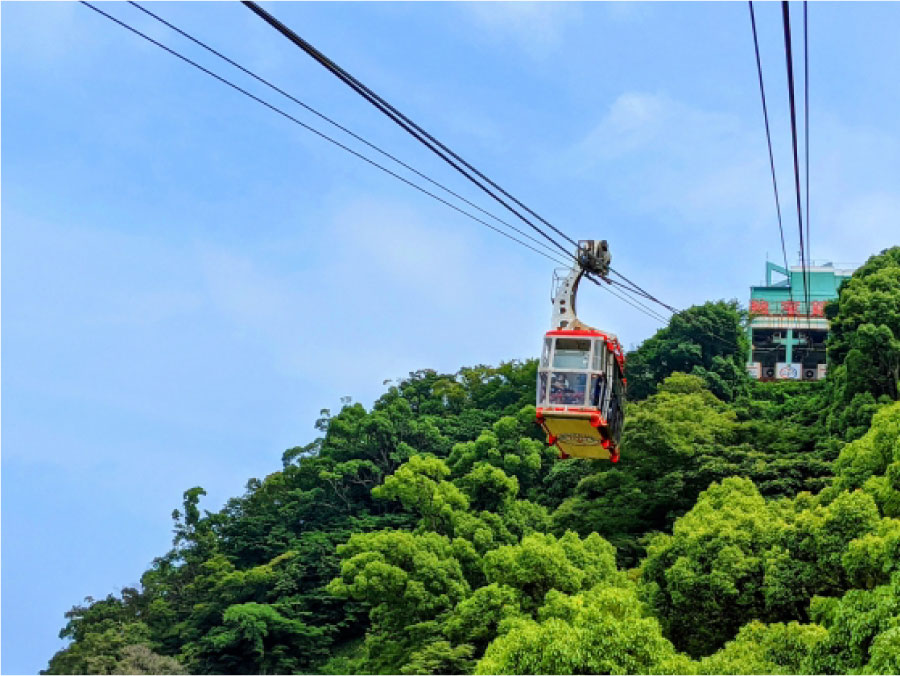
748 1 813 334
81 1 742 349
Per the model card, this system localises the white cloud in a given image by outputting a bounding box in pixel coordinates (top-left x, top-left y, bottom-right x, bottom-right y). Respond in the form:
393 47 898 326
821 192 900 264
568 90 900 253
554 89 900 310
459 1 583 58
802 115 900 263
568 91 768 228
577 92 672 158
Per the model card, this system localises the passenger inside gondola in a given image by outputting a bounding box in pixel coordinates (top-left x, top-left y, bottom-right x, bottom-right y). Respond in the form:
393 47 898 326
591 372 607 408
550 372 587 405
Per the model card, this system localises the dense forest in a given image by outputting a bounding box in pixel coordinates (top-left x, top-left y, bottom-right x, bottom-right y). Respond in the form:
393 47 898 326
45 247 900 675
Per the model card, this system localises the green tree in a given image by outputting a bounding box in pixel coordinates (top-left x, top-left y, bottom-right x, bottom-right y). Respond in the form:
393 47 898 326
762 490 882 619
482 531 617 610
808 572 900 674
697 621 827 675
842 517 900 590
552 373 745 565
327 530 471 671
372 455 468 532
112 645 188 675
642 477 777 656
824 401 900 516
643 478 886 657
44 621 157 675
476 585 691 675
825 247 900 440
625 301 748 401
446 411 552 502
194 603 324 674
443 583 524 651
42 269 900 676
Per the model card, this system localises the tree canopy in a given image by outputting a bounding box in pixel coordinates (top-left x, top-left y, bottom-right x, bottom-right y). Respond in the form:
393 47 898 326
44 247 900 675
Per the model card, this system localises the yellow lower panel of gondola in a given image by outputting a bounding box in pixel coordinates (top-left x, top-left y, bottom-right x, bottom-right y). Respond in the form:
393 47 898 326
539 412 613 460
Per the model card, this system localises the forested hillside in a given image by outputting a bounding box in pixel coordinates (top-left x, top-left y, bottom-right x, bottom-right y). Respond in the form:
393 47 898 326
45 247 900 675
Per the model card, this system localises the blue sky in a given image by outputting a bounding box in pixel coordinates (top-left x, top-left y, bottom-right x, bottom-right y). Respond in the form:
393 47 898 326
2 1 899 672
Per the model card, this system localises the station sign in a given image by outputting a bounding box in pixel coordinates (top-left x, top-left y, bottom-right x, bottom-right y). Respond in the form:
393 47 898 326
776 362 802 380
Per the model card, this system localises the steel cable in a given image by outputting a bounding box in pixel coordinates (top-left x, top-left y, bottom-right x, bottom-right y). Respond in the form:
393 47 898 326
80 2 571 268
242 1 579 260
127 1 570 265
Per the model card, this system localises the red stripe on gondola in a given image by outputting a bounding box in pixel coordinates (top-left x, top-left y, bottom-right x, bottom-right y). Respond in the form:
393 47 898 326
545 329 609 336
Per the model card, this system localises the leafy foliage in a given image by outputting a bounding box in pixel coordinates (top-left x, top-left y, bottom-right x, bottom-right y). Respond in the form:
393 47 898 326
475 584 691 675
552 373 834 567
625 301 749 401
44 253 900 674
641 476 891 657
808 572 900 673
696 621 826 675
825 247 900 440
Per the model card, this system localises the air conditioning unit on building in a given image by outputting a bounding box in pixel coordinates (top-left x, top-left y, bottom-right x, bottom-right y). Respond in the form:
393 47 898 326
763 366 776 379
803 367 817 381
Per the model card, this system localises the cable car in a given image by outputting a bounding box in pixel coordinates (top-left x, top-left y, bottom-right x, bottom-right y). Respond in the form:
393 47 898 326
535 240 626 461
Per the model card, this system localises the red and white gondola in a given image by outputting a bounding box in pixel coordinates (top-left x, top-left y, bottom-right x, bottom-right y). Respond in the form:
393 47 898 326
535 241 627 461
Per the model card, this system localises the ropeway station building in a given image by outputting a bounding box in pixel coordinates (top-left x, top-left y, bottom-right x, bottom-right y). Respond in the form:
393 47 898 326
747 261 855 381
